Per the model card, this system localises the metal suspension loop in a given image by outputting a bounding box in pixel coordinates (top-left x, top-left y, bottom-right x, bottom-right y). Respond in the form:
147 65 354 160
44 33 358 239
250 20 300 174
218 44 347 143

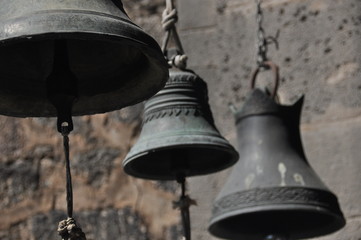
161 0 188 69
250 61 279 99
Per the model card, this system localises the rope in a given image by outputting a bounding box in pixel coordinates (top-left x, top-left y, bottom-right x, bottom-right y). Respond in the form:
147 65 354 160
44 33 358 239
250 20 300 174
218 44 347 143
173 177 197 240
62 124 73 218
57 122 87 240
162 8 178 32
161 0 188 69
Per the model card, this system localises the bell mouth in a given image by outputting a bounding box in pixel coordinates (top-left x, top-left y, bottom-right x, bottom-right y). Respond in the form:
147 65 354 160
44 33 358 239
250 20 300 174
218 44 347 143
123 142 239 180
209 188 346 240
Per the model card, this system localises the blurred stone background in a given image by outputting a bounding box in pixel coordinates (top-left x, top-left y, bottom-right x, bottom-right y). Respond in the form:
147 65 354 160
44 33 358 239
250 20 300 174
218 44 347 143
0 0 360 240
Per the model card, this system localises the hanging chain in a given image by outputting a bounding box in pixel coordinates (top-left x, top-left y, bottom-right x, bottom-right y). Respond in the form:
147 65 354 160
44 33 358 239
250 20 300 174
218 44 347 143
173 176 197 240
255 0 279 68
161 0 188 69
250 0 280 99
256 0 268 67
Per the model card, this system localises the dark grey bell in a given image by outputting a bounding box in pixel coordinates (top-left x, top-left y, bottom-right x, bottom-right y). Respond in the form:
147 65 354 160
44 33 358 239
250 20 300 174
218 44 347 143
0 0 168 117
209 89 345 239
123 70 239 180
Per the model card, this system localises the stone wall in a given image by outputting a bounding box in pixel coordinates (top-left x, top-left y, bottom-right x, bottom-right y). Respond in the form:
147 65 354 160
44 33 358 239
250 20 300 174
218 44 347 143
177 0 361 239
0 0 361 240
0 107 183 240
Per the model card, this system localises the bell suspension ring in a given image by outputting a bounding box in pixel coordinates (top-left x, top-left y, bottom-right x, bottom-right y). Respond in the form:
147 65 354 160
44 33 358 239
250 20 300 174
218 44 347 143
250 61 279 99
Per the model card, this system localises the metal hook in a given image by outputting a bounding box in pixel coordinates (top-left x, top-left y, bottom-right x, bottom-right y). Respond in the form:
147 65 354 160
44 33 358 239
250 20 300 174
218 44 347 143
250 61 279 99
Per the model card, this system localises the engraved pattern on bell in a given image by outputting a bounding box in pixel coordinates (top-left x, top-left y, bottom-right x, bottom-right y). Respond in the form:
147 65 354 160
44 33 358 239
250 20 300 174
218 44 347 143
123 70 238 180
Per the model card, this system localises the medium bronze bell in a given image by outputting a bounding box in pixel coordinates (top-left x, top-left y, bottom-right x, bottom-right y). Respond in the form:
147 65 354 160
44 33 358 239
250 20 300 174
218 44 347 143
209 89 345 239
123 70 239 180
0 0 168 117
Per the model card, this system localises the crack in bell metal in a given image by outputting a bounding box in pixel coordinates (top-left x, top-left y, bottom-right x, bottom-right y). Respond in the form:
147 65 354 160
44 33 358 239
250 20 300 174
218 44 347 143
208 89 345 240
123 70 239 180
0 0 168 117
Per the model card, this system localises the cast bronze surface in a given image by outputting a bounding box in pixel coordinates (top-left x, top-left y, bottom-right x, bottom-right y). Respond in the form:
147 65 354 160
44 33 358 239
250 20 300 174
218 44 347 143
123 70 239 180
0 0 168 117
208 89 345 239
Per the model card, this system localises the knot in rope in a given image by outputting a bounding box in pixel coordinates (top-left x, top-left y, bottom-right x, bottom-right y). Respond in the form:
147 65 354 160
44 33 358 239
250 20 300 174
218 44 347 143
58 218 87 240
162 8 178 32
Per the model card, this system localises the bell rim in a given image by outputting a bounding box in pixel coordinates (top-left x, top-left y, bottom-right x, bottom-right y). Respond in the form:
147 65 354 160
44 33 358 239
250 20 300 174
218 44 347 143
123 143 239 180
209 195 346 239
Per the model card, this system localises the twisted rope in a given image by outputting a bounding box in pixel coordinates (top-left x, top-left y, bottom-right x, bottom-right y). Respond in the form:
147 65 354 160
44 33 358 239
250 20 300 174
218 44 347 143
57 123 87 240
61 124 73 218
162 8 178 32
161 0 188 69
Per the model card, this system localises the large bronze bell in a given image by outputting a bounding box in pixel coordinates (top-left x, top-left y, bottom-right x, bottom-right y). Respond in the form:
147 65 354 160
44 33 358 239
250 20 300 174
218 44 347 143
123 70 239 180
0 0 168 117
209 89 345 239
